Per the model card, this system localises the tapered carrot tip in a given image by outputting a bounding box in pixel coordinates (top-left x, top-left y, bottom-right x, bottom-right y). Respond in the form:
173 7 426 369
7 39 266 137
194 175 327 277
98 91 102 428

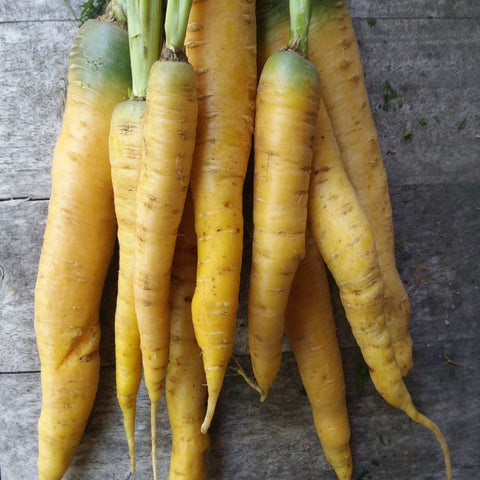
405 404 452 480
128 452 135 474
335 466 353 480
200 396 216 434
151 401 158 480
125 419 136 473
259 387 268 403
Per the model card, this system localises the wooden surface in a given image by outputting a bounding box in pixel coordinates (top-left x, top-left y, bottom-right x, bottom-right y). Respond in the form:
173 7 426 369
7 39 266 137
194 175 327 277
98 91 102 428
1 1 479 479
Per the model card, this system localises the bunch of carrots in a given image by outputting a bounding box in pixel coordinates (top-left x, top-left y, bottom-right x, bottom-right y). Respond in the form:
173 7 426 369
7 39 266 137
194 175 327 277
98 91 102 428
33 0 452 479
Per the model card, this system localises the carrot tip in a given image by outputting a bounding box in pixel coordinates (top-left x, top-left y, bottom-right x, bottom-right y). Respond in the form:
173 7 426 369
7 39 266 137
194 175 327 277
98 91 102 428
201 389 220 434
405 404 452 480
200 416 211 435
151 401 158 480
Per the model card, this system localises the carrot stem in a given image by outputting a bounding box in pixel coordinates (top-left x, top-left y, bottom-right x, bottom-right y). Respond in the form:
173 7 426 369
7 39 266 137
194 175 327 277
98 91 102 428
164 0 193 54
127 0 163 98
287 0 313 56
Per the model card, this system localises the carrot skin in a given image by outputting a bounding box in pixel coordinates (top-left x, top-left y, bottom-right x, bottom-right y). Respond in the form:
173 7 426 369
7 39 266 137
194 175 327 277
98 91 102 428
308 1 413 375
34 18 131 480
248 49 321 399
166 193 209 480
185 0 257 433
308 100 451 480
256 0 413 376
286 231 352 480
134 58 197 403
133 59 197 476
109 98 145 471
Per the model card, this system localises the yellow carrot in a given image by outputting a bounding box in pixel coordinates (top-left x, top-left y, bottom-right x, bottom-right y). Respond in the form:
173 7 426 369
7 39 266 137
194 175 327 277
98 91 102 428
109 100 144 471
133 1 197 475
248 0 321 400
108 0 162 470
308 99 452 480
34 12 131 480
256 0 413 376
185 0 257 433
286 230 352 480
166 193 209 480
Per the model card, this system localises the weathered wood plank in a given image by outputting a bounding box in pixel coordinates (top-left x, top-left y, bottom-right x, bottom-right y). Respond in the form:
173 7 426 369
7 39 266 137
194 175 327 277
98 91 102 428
350 0 480 19
1 183 479 370
0 1 79 22
0 21 75 200
352 17 480 185
1 341 477 480
2 0 479 23
0 198 117 372
1 16 479 199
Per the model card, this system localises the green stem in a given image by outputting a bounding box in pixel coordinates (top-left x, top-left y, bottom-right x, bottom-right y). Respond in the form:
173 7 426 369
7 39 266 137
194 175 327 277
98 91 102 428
164 0 193 54
127 0 163 98
287 0 313 57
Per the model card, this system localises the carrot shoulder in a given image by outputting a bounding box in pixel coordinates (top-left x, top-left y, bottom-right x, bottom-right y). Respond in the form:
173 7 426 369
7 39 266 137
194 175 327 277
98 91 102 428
34 15 131 480
185 0 257 433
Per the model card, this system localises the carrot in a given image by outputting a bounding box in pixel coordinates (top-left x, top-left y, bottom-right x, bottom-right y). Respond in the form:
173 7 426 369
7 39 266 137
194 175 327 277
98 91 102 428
109 0 162 471
307 99 452 480
285 230 352 480
166 192 209 480
184 0 257 433
256 0 413 376
33 8 131 480
133 1 197 476
248 0 321 401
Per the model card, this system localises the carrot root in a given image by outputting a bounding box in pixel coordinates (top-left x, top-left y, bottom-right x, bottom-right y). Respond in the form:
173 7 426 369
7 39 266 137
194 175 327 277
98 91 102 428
404 404 452 480
151 400 158 480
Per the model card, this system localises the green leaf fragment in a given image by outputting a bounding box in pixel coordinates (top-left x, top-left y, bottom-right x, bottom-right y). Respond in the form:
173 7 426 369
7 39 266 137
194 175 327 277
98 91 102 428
402 126 412 140
382 80 401 111
79 0 108 24
458 117 467 129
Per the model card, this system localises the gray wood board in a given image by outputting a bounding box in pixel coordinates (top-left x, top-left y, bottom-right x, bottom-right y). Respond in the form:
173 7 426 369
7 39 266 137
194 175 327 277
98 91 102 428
1 0 479 479
1 343 478 480
2 184 479 371
1 16 479 199
1 1 479 22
